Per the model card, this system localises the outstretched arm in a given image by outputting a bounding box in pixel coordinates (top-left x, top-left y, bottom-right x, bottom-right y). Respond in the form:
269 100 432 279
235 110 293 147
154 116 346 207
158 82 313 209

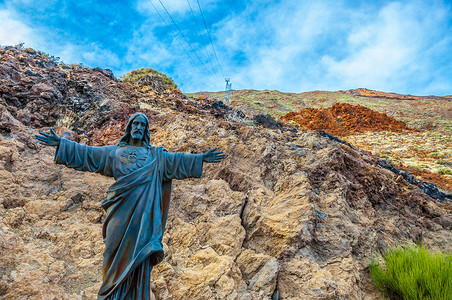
35 128 114 177
202 148 225 163
162 148 225 180
35 128 61 147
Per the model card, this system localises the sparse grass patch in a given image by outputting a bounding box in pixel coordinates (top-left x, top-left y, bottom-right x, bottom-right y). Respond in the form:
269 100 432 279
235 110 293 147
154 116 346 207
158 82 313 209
283 120 299 128
437 160 449 166
56 111 75 129
370 245 452 300
428 152 445 158
437 168 452 175
411 165 423 172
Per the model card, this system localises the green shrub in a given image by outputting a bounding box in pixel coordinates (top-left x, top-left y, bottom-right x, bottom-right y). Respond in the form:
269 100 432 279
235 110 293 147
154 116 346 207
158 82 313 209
411 165 422 172
120 67 177 89
428 152 444 158
437 160 448 166
437 168 452 175
370 245 452 300
286 120 300 128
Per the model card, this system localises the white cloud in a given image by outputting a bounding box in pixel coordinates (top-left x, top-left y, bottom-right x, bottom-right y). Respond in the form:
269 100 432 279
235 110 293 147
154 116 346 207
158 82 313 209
321 1 451 94
0 7 120 72
209 0 452 95
128 0 224 91
136 0 215 17
1 0 450 95
0 10 36 46
137 0 187 15
214 1 337 92
66 43 121 68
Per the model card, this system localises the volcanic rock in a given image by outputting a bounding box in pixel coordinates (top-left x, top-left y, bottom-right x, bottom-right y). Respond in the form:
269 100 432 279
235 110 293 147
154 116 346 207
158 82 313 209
0 46 450 299
253 114 282 129
281 102 412 136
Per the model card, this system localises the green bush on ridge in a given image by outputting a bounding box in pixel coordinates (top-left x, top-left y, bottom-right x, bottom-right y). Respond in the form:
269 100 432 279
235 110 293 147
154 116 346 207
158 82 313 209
369 244 451 300
120 67 178 89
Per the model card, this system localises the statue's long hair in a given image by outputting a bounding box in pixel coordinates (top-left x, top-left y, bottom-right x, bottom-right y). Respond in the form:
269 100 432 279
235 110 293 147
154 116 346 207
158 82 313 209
118 112 152 148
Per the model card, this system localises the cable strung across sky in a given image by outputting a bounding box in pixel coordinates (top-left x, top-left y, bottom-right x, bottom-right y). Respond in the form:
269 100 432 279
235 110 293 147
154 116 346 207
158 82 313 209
147 0 224 88
157 0 217 80
186 0 220 82
147 0 215 85
196 0 225 80
2 0 450 94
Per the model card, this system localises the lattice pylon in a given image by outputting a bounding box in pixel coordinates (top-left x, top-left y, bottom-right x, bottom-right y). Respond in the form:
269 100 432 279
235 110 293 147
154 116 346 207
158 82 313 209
224 78 232 103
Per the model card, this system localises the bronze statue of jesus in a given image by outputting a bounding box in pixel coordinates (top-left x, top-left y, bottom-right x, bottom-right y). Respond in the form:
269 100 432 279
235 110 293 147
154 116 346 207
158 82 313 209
36 113 225 299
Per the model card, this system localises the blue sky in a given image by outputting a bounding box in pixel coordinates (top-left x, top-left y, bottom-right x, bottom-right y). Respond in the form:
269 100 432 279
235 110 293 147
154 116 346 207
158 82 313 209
0 0 451 95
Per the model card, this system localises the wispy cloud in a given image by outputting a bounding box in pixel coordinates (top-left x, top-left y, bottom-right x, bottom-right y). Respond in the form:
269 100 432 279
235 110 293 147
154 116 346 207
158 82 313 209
0 0 451 95
131 0 225 91
0 2 122 68
215 1 341 91
137 0 216 16
215 0 452 95
322 1 452 95
0 9 37 47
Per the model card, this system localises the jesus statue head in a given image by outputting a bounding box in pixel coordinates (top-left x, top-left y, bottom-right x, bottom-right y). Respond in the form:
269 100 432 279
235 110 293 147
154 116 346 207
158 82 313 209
118 112 151 148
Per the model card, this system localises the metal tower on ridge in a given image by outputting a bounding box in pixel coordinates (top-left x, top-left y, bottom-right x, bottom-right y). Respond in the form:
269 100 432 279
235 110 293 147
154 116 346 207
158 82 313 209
224 78 232 103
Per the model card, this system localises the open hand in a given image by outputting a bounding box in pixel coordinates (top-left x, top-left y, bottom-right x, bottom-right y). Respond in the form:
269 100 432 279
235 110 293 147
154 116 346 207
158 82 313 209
202 148 225 163
35 128 61 146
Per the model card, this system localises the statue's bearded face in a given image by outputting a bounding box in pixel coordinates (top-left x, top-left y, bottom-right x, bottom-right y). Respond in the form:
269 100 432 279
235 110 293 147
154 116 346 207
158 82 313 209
130 115 147 140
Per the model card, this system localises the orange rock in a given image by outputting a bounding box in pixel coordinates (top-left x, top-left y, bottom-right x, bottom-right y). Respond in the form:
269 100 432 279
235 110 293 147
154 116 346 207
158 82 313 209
281 103 413 136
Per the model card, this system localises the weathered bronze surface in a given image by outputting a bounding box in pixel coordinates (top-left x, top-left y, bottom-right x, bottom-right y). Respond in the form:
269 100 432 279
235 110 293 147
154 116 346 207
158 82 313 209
36 113 225 299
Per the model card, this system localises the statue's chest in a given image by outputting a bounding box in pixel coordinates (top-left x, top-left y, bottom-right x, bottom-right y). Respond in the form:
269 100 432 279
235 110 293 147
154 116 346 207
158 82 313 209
118 147 150 173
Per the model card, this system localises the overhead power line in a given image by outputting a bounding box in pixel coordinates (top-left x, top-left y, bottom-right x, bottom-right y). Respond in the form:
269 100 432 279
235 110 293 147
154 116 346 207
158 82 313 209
186 0 219 81
147 0 216 85
196 0 225 79
156 0 218 82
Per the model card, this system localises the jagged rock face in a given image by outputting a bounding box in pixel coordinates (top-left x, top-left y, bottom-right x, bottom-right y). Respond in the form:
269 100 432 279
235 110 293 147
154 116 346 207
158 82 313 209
0 47 174 136
135 75 168 94
0 48 451 299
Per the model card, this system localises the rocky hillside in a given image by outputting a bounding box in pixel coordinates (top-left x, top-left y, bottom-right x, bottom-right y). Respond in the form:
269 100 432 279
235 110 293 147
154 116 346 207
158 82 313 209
188 89 452 128
1 46 451 299
189 88 452 194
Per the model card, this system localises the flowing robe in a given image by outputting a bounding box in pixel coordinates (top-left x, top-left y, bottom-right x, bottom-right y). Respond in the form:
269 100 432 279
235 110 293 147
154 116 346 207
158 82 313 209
54 138 203 299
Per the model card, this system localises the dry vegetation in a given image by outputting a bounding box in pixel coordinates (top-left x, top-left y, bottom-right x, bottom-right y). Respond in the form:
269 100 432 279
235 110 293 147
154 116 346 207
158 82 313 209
189 89 452 192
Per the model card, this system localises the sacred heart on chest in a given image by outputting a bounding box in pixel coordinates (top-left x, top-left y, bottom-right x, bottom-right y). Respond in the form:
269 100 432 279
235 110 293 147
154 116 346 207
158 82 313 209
120 148 148 170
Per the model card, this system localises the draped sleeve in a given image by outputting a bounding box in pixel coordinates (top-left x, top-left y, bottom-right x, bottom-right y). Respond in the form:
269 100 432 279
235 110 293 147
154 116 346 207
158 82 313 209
162 150 203 180
54 138 116 177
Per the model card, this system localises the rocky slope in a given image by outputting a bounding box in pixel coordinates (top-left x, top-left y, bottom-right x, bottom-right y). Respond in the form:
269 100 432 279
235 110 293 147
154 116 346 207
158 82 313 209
338 88 426 101
0 46 451 299
190 88 452 193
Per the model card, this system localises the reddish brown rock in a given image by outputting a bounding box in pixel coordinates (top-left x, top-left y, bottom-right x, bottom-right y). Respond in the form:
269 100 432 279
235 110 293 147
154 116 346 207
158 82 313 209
281 103 412 136
0 46 450 299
